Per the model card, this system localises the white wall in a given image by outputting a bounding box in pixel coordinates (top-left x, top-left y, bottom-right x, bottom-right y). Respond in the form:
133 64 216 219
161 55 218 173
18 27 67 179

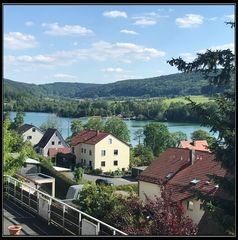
138 180 162 201
23 127 43 146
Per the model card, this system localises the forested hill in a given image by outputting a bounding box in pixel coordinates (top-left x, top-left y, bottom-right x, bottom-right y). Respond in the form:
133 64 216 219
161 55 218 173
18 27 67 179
4 71 228 99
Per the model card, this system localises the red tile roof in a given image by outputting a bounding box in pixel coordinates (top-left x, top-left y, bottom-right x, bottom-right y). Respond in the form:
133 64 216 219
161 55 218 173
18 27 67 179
137 148 227 201
179 140 210 152
48 147 71 157
71 130 110 146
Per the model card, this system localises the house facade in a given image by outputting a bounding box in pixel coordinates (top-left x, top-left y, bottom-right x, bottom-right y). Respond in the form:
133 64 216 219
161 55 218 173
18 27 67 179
71 130 130 172
18 124 44 146
137 148 226 225
35 128 68 157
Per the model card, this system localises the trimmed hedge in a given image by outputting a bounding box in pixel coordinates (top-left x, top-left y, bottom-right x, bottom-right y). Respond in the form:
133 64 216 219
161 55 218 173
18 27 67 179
40 161 77 199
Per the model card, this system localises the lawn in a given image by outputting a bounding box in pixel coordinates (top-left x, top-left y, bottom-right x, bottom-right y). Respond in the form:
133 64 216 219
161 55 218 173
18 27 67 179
162 95 213 105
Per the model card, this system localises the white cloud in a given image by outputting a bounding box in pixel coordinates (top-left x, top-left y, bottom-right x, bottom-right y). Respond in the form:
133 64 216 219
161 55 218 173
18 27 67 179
224 14 234 21
176 14 204 28
199 43 234 53
180 53 196 62
4 32 38 50
25 21 34 27
42 22 93 36
209 17 218 21
133 17 157 26
120 29 138 35
4 41 166 71
101 67 124 73
103 10 127 18
52 73 77 79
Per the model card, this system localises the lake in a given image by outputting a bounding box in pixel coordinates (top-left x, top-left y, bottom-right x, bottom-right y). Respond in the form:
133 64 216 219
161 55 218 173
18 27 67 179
9 112 218 147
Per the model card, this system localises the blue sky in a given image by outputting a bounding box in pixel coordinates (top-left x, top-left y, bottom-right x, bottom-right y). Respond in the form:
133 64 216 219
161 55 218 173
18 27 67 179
4 4 234 84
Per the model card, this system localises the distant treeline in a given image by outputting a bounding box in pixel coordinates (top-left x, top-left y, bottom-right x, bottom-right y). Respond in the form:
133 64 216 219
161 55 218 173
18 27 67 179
4 71 231 99
4 95 218 123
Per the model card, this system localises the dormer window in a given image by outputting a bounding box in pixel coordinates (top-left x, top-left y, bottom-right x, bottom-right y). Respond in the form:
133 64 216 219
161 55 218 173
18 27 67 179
165 172 174 180
32 128 36 132
190 179 200 185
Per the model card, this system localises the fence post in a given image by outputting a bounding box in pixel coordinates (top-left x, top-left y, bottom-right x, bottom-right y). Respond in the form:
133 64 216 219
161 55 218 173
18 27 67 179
29 186 31 207
78 213 82 235
62 205 65 234
97 223 100 235
14 180 16 202
48 198 52 226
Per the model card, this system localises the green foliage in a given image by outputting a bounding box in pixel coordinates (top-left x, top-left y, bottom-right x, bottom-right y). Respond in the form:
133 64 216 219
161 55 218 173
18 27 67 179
84 116 104 131
133 128 144 145
11 111 25 130
130 144 154 167
70 119 83 136
115 184 138 193
75 183 118 220
144 123 171 157
169 131 187 147
74 167 84 183
191 129 216 146
167 23 235 234
104 117 130 143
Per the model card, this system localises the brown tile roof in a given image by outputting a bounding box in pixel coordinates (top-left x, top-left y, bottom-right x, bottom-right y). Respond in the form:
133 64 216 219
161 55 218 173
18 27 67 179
138 148 227 201
180 140 210 152
48 147 71 157
71 130 110 146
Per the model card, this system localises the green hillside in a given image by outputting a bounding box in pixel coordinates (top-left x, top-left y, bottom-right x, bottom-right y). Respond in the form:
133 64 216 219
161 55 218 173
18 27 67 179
4 71 229 100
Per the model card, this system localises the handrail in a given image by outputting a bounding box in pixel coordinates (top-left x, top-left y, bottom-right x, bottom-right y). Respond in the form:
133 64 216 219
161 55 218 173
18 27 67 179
4 175 127 236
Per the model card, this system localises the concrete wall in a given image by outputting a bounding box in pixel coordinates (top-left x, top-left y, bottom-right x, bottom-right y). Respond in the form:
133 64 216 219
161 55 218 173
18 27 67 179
182 198 205 224
138 180 162 201
23 127 43 146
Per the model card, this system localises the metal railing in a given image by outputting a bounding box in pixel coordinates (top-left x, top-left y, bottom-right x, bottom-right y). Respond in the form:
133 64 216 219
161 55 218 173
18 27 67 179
3 175 127 236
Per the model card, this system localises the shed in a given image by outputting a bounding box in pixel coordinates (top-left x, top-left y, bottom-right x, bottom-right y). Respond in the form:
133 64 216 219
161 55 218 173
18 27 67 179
131 166 148 178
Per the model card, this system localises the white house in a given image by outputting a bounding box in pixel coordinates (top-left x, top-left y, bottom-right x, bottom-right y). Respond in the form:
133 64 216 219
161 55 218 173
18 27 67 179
35 128 68 157
71 129 130 172
18 124 44 146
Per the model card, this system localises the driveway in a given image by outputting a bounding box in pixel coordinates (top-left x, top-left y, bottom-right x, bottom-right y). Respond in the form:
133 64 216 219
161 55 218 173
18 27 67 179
68 172 138 186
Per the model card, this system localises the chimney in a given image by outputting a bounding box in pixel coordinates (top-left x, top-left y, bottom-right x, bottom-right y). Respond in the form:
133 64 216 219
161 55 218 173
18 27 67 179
192 140 196 146
96 130 99 136
190 149 196 165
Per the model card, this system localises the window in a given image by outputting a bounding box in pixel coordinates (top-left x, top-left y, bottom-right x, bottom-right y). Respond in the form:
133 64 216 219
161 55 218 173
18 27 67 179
84 149 86 154
187 201 194 211
89 161 92 167
83 159 86 165
101 150 106 156
114 149 118 155
113 160 118 166
58 141 61 145
72 147 75 154
81 148 83 153
81 159 83 163
52 141 55 145
32 128 36 132
27 136 32 140
108 138 112 144
101 161 106 167
89 150 92 155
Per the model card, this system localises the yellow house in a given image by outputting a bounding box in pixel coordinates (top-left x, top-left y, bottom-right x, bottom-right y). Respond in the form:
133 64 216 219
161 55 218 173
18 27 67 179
71 130 130 172
137 148 226 226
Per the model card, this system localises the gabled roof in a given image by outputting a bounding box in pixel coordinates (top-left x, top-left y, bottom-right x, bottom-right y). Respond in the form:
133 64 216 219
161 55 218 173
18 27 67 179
36 128 62 148
18 124 41 134
137 148 227 202
71 130 109 146
179 140 210 152
48 147 71 157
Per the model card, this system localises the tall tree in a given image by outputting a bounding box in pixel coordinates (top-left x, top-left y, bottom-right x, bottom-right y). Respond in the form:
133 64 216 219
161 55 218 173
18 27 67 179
70 119 83 136
84 116 104 131
40 114 61 133
11 111 25 130
191 129 216 146
143 123 171 156
104 117 130 143
134 128 144 145
167 24 235 234
169 131 187 147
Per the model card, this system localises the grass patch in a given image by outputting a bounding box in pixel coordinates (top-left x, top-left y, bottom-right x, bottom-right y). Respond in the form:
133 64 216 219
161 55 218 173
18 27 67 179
114 184 138 193
163 95 213 105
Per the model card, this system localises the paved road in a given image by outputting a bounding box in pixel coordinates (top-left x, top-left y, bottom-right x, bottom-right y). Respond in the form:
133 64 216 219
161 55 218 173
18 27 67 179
3 199 64 236
68 172 138 186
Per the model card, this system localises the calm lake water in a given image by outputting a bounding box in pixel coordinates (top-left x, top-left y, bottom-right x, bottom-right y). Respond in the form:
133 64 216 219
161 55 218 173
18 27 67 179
10 112 218 147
